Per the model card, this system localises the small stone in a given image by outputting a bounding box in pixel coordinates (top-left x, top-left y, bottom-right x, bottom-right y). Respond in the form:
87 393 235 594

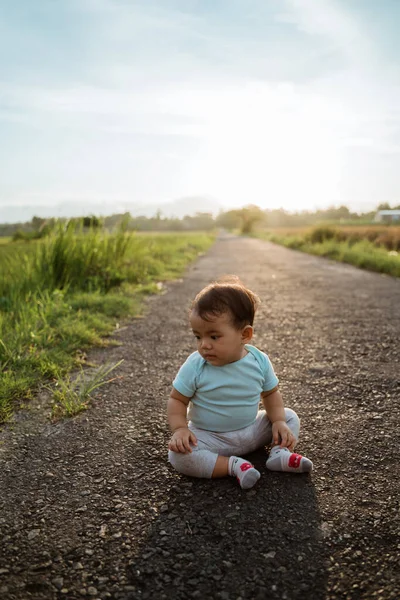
31 560 52 570
88 587 98 596
52 577 64 590
278 566 287 573
0 569 9 575
27 529 40 540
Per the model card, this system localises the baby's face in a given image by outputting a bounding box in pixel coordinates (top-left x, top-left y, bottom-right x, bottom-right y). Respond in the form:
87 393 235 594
189 310 251 366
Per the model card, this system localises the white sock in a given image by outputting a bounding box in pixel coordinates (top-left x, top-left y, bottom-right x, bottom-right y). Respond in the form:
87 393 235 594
228 456 260 489
266 446 313 473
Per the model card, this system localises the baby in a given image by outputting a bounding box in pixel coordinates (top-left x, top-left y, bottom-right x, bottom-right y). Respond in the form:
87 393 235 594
167 277 313 489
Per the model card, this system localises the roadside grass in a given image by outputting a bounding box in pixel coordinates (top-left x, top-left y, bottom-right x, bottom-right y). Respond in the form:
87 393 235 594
253 228 400 278
0 226 215 422
256 225 400 250
48 360 123 420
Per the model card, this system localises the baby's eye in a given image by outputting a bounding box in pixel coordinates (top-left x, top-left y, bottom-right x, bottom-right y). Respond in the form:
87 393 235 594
194 335 201 340
211 335 219 340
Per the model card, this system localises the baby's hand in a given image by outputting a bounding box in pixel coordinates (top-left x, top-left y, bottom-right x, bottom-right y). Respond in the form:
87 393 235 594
168 427 198 454
272 420 296 451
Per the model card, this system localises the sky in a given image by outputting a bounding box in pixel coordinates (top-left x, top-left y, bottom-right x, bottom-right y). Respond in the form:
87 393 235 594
1 0 400 216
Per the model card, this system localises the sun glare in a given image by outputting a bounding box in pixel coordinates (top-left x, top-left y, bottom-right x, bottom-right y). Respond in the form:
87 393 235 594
179 84 343 211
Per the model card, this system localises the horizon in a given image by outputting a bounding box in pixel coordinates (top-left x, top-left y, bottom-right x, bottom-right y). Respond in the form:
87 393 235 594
1 1 400 214
0 198 390 227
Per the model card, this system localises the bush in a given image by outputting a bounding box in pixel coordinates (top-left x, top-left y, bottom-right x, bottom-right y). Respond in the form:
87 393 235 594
12 226 52 242
307 226 337 244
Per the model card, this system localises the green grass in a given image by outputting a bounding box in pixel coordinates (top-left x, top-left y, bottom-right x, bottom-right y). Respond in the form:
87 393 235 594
48 360 123 420
253 229 400 278
0 226 215 422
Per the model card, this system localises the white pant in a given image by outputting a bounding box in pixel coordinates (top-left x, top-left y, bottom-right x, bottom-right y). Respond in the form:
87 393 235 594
168 408 300 479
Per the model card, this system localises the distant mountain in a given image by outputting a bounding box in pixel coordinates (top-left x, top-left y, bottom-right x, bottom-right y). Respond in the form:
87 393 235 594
0 196 224 224
132 196 223 219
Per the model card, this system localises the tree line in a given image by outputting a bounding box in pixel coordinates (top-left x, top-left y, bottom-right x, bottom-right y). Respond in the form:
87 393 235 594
1 203 399 239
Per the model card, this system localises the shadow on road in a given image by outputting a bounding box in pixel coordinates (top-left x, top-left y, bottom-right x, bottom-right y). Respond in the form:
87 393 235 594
126 447 327 600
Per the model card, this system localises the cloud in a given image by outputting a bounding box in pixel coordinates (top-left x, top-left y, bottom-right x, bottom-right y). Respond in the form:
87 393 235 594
277 0 376 66
1 0 400 212
0 81 204 139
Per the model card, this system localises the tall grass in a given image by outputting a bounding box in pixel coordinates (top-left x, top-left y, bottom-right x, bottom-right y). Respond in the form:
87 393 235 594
0 221 133 298
0 225 215 421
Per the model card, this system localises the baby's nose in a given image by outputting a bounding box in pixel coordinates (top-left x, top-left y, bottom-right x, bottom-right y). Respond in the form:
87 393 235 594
201 339 212 349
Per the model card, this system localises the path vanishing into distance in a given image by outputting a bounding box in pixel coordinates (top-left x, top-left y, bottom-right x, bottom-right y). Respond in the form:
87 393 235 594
1 234 399 600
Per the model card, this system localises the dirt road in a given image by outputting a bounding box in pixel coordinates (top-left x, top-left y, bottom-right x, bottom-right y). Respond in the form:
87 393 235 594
1 234 399 600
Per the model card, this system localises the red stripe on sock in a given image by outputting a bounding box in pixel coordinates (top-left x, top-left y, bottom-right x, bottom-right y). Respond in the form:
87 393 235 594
288 453 302 468
240 462 253 472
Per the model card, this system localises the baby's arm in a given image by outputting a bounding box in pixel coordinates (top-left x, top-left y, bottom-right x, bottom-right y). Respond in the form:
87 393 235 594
261 387 296 450
167 388 198 454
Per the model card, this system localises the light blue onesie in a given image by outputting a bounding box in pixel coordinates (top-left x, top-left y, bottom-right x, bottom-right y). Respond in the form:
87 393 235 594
172 344 279 433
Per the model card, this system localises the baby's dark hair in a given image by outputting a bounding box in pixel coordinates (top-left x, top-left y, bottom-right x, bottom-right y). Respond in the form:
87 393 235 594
191 276 260 329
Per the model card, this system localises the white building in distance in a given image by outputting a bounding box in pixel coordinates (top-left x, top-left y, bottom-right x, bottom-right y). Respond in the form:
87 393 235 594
374 209 400 223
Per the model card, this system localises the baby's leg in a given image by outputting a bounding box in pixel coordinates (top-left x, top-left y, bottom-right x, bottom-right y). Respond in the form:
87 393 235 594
244 408 312 472
168 446 219 478
261 408 313 473
168 428 260 489
250 407 300 448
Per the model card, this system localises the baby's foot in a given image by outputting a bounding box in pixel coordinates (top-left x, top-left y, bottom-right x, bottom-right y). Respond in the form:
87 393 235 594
266 446 313 473
229 456 261 489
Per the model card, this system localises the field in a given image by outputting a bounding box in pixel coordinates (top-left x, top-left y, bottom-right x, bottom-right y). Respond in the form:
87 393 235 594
254 225 400 278
0 227 215 422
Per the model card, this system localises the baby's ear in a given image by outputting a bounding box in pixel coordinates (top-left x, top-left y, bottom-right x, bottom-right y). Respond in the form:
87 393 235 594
242 325 253 343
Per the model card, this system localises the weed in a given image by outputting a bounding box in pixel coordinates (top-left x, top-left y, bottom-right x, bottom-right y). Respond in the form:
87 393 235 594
49 360 123 420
